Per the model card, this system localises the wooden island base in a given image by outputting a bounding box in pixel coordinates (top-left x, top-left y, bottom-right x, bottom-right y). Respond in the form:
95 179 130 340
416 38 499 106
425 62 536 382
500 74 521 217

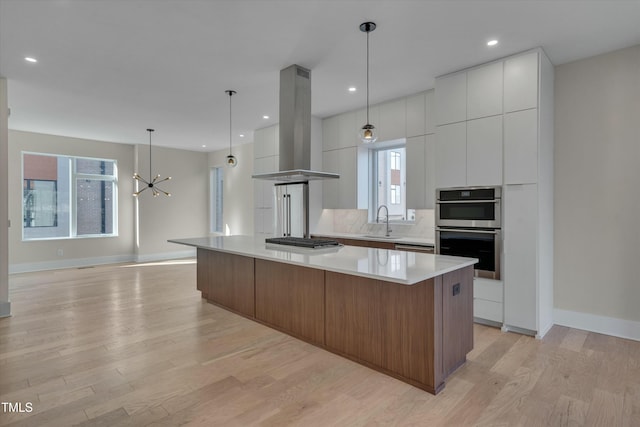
196 248 473 394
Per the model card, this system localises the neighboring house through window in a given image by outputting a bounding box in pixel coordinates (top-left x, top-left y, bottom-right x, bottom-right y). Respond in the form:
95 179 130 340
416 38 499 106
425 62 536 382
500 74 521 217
22 152 118 240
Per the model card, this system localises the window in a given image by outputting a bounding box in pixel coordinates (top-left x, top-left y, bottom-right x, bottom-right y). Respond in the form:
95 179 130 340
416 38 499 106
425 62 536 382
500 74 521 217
370 143 414 222
210 167 224 233
22 153 118 240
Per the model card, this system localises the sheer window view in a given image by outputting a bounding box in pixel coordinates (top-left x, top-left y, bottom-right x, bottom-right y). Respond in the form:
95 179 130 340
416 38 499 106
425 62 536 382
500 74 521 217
22 153 118 240
210 167 224 233
373 145 415 221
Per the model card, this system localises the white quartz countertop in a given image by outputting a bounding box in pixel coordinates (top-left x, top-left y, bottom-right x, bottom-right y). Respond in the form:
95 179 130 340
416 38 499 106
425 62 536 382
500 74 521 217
169 235 475 285
311 232 435 247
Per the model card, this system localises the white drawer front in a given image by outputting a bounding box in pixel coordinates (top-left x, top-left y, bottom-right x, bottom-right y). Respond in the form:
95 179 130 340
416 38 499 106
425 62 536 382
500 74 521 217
474 278 503 303
474 298 503 323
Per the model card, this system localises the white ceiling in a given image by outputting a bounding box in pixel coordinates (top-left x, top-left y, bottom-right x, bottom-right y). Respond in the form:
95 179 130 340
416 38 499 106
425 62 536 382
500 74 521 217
1 0 639 152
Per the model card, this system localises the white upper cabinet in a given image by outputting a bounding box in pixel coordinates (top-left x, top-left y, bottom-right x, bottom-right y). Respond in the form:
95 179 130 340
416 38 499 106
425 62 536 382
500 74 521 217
406 135 426 208
504 108 538 184
322 147 366 209
378 98 406 142
435 72 467 126
435 122 466 188
322 149 339 209
425 89 436 135
467 61 503 120
322 115 339 152
406 92 426 138
254 125 279 158
338 111 358 148
407 134 436 209
504 51 539 113
466 115 503 186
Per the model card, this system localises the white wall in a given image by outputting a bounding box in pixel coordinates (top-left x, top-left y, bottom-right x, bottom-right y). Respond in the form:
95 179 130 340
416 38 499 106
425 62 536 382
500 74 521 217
554 45 640 323
135 144 209 261
209 142 254 236
8 131 136 271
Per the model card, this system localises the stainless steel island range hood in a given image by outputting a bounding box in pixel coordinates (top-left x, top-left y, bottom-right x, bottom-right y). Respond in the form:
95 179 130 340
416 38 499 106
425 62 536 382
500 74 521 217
252 65 339 181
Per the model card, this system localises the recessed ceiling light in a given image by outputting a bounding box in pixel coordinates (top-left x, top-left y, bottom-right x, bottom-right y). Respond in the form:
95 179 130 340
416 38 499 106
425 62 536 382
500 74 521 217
202 145 206 148
487 40 498 47
239 134 245 138
348 87 357 92
263 115 269 119
24 57 37 63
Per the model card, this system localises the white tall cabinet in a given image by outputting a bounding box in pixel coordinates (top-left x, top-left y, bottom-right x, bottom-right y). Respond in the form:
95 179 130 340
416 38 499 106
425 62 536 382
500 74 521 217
434 48 554 338
253 125 279 236
502 50 555 337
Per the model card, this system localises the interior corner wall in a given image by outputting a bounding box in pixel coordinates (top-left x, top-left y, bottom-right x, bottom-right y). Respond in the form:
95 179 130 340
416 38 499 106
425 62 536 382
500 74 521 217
8 130 136 272
0 77 10 316
135 145 209 261
554 44 640 323
208 142 254 236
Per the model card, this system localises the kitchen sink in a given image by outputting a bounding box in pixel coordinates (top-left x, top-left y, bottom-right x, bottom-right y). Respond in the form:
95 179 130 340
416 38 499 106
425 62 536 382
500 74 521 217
361 234 397 240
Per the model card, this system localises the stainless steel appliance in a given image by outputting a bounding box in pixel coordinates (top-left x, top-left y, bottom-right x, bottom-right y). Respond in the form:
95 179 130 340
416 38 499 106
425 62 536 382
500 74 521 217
436 186 502 280
252 65 339 182
274 182 308 238
436 186 501 228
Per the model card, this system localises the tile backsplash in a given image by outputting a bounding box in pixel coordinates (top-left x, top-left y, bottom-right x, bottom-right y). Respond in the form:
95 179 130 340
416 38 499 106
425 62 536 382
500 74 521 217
328 209 435 239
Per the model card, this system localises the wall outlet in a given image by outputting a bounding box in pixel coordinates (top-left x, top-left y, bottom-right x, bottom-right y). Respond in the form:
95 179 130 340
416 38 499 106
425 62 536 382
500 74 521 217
452 283 460 296
57 248 64 257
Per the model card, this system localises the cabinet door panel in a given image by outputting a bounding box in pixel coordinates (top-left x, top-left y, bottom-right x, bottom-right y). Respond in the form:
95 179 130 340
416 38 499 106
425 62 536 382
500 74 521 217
406 92 426 138
338 111 358 148
379 98 406 142
338 147 357 209
467 61 503 119
322 115 339 151
256 260 325 345
435 122 466 188
425 89 436 135
504 109 538 184
436 73 467 125
466 116 503 186
406 136 426 209
503 184 537 331
504 52 539 113
424 134 436 208
322 150 339 208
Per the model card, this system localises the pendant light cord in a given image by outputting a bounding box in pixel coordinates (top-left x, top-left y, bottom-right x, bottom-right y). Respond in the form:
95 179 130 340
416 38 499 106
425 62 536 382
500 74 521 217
147 129 153 181
229 92 233 156
366 28 370 125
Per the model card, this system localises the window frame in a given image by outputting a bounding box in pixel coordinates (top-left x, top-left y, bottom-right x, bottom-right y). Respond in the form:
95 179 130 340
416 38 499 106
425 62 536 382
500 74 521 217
22 151 119 241
368 140 414 224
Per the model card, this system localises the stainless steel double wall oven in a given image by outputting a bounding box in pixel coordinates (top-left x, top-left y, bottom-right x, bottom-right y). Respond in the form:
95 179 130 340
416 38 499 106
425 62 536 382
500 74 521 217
436 186 502 280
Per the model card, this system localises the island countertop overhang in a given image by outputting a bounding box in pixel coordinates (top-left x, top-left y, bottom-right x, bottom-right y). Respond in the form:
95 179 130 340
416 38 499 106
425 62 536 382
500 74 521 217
169 235 477 285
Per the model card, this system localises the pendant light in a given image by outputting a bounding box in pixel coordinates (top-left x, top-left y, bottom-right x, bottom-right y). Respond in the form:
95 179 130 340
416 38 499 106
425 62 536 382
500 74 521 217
225 89 238 167
359 21 377 144
133 129 171 197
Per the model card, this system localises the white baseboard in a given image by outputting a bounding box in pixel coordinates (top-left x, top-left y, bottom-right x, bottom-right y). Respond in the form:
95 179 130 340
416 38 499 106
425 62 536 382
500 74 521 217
554 308 640 342
0 300 10 318
135 249 196 263
9 249 198 274
9 254 136 274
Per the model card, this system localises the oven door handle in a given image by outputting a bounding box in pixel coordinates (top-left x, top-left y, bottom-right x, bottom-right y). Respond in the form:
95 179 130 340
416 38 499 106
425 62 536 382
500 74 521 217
436 228 499 235
436 199 499 204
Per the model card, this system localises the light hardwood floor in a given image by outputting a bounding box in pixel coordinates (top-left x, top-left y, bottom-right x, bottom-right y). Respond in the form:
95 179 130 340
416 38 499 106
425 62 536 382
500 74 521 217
1 260 639 426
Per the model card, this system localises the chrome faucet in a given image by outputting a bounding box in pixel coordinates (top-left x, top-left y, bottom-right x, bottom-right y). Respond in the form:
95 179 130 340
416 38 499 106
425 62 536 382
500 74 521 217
376 204 392 237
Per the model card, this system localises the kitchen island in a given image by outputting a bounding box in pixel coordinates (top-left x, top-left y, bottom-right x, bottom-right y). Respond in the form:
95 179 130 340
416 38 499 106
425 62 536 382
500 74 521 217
169 235 477 394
